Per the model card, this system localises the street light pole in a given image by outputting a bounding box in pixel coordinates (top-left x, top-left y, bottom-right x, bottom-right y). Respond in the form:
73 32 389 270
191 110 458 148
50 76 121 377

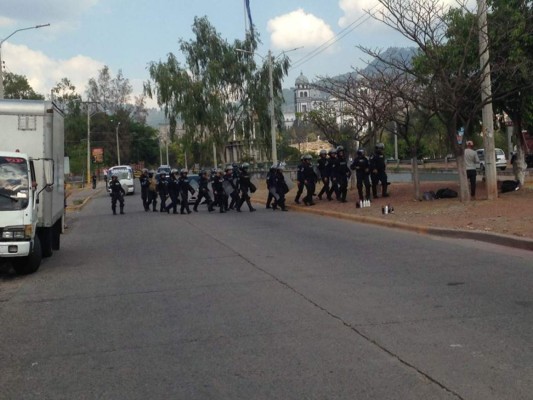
0 24 50 99
267 49 277 165
84 101 101 187
116 122 121 165
236 47 301 165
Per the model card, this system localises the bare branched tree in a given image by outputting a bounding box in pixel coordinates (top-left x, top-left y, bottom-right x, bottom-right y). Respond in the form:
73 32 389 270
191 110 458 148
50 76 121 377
359 0 495 201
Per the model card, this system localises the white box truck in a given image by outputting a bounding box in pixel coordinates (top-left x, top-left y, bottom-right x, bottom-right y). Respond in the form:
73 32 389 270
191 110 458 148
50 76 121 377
0 99 65 274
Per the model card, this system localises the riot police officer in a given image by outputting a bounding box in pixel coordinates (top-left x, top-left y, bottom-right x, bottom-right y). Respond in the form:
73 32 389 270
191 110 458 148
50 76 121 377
193 170 214 212
109 175 125 215
139 168 150 211
327 148 339 200
157 172 169 212
265 164 276 209
335 146 351 202
369 142 389 198
224 166 239 211
316 149 330 200
301 154 317 206
237 163 256 212
177 169 195 214
294 155 305 204
165 170 180 214
212 169 226 213
350 148 371 202
273 164 289 211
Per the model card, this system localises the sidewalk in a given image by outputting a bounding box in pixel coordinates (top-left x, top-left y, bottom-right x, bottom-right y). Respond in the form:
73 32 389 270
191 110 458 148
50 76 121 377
65 181 105 211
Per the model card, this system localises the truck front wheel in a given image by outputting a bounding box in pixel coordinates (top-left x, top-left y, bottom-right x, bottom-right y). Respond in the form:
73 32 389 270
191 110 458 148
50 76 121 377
12 236 42 275
38 227 53 258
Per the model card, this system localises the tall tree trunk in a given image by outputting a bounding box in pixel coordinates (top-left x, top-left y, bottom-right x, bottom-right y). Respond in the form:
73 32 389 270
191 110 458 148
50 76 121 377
456 155 471 202
411 152 421 201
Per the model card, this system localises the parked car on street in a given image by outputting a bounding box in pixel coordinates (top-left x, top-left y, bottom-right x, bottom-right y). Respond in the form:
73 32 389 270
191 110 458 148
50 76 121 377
476 148 507 171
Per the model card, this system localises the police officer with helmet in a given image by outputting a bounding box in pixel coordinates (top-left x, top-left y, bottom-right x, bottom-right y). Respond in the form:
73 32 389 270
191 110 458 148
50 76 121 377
327 148 339 200
335 146 351 203
193 169 214 212
237 163 256 212
369 142 389 198
350 148 371 202
301 154 317 206
109 175 126 215
316 149 330 200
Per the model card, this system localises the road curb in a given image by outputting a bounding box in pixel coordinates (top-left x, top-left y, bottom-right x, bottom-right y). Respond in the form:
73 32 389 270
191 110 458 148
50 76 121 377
66 188 104 212
253 198 533 252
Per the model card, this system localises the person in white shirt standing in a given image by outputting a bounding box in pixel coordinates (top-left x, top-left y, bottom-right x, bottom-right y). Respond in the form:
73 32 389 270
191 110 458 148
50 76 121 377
464 141 480 198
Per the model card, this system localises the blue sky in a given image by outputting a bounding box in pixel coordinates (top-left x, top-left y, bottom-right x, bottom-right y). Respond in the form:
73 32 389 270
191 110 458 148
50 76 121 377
0 0 426 107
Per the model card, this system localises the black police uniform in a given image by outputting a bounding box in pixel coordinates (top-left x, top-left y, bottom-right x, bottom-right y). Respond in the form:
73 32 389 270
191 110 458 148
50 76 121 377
316 154 330 200
223 172 238 211
336 151 351 202
237 167 256 212
350 152 371 201
165 173 180 214
157 174 169 212
273 169 289 211
193 174 214 212
327 154 340 200
265 166 276 208
212 173 226 213
139 172 150 211
294 161 305 204
177 174 195 214
302 160 317 206
369 149 389 197
109 177 125 215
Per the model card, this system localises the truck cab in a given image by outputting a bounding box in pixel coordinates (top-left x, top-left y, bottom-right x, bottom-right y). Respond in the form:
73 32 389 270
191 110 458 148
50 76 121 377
0 152 51 273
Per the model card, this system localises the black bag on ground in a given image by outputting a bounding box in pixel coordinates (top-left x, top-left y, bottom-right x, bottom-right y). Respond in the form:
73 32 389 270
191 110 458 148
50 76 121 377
501 180 519 193
435 188 458 199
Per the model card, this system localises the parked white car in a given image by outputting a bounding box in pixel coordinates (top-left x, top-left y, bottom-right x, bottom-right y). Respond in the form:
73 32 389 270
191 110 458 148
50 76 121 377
476 148 507 171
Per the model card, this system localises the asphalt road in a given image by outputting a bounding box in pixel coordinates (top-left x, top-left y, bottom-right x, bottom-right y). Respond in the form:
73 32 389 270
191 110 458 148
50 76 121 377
1 188 532 400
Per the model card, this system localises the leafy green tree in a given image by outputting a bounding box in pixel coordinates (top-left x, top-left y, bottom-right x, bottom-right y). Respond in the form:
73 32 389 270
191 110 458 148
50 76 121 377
86 66 132 115
360 0 497 201
488 0 533 183
2 72 43 99
146 16 289 166
52 77 82 113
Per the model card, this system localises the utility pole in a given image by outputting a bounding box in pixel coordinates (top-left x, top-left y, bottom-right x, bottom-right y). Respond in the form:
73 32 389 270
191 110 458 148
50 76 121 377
116 122 121 165
267 49 277 166
477 0 498 199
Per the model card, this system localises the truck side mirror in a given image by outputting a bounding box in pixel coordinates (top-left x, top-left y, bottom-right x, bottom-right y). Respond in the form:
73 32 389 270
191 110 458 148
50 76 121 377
43 159 54 192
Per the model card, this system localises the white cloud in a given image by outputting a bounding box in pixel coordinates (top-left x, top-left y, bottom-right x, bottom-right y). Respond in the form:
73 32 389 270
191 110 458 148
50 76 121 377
267 9 335 52
2 43 103 98
338 0 381 28
338 0 477 28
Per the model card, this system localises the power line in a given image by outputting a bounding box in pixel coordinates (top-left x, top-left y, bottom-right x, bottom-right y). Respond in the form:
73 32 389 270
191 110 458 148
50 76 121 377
290 5 382 72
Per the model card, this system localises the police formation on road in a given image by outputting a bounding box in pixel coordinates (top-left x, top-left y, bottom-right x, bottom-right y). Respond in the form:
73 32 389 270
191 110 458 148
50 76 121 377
108 144 389 215
131 163 267 216
290 143 389 208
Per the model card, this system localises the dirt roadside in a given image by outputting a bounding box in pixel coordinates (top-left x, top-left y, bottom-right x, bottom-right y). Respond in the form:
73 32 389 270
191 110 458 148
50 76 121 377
251 178 533 250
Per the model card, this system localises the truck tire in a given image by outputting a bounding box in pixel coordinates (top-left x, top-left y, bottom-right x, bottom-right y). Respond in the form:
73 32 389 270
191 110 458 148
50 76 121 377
52 219 61 251
12 236 42 275
39 227 53 258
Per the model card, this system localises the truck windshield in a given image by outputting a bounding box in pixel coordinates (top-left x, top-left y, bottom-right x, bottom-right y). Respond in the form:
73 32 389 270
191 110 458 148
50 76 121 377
0 156 30 211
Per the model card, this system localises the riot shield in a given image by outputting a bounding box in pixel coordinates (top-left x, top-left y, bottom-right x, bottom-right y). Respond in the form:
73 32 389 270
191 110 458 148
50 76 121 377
223 180 235 196
269 187 280 201
283 172 294 190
